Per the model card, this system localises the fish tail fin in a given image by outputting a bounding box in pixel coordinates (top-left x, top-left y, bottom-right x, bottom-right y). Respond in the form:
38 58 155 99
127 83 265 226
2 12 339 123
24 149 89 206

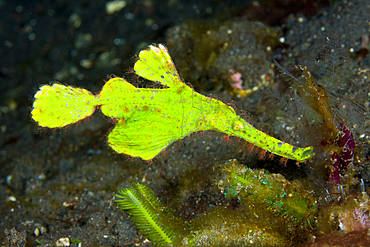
31 83 98 128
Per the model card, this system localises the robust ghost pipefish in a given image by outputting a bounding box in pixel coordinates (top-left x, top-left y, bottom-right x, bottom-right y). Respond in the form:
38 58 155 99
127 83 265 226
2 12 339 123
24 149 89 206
31 44 314 162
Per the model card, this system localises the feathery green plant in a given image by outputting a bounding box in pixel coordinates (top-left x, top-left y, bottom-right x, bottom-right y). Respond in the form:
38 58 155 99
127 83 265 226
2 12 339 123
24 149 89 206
113 182 187 246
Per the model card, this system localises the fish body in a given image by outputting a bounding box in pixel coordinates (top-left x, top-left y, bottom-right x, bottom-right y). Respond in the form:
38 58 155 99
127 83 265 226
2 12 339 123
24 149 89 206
31 44 314 162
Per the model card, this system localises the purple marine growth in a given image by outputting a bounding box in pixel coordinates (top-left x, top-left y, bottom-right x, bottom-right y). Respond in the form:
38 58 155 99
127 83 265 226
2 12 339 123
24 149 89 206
274 37 364 185
330 123 356 183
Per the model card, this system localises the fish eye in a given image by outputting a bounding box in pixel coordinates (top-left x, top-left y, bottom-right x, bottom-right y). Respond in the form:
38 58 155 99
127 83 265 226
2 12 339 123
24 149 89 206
233 120 244 131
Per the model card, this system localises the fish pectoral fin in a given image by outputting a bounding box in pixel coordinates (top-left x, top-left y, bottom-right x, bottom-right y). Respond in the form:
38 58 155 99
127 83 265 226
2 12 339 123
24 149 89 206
107 115 179 160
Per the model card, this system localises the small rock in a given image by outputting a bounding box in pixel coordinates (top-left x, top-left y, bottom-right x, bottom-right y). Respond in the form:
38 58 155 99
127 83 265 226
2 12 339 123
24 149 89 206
106 0 127 15
56 237 70 246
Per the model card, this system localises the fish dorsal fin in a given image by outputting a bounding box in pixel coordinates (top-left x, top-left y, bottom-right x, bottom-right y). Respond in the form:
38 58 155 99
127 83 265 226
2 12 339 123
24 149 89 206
134 44 186 89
